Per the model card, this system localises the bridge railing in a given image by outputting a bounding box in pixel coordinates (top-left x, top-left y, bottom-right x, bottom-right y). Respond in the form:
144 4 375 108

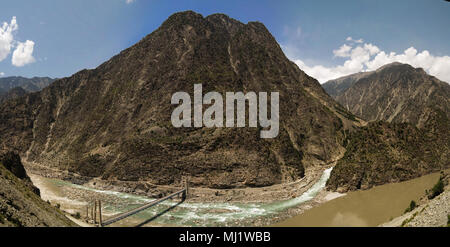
100 188 186 226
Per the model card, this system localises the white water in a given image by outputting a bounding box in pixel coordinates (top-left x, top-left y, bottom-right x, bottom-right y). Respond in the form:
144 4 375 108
46 167 333 226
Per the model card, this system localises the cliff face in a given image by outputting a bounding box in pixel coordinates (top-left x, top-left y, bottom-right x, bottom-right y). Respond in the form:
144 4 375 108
0 152 75 226
0 152 40 195
0 11 355 189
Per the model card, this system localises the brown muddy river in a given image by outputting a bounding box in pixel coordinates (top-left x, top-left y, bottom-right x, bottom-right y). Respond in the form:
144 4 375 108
276 172 441 226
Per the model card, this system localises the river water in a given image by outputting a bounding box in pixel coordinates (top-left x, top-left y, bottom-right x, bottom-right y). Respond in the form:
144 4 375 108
30 168 333 227
276 171 442 226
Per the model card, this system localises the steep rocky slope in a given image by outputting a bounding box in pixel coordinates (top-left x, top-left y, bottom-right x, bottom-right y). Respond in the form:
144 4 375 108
0 11 356 190
322 71 374 98
322 62 450 128
327 121 449 192
0 152 76 226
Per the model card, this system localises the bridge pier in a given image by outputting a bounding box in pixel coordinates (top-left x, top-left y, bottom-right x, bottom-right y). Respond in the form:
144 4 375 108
93 200 97 224
91 203 94 222
184 176 189 200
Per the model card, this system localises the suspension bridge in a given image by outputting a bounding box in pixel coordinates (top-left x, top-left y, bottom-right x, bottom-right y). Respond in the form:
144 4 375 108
87 179 189 227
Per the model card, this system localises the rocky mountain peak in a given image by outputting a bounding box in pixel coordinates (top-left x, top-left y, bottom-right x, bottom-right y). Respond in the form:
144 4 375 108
323 61 450 125
0 11 354 194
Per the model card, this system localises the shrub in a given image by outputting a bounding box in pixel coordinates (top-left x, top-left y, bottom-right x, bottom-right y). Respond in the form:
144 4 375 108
404 200 417 213
428 178 444 200
447 214 450 227
73 212 81 219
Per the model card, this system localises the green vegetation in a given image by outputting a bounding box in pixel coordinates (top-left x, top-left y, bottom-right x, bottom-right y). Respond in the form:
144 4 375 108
404 200 417 213
72 212 81 219
447 214 450 227
335 105 357 121
401 212 418 227
428 177 444 200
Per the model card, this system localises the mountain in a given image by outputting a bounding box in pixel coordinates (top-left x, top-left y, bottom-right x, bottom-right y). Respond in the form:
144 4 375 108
0 76 55 95
0 11 358 193
0 152 76 226
322 62 450 128
324 62 450 192
322 71 374 98
326 121 449 192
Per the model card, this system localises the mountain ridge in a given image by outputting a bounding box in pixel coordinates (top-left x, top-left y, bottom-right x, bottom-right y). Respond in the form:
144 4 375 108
324 62 450 192
0 76 55 94
0 76 55 103
322 62 450 127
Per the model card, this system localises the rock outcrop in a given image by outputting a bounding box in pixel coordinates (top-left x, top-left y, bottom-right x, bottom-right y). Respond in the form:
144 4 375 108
0 152 76 226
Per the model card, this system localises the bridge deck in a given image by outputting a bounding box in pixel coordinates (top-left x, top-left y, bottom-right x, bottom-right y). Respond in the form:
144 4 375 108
101 189 186 226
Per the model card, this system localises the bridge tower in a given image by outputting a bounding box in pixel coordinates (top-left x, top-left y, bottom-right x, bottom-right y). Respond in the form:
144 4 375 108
182 176 189 200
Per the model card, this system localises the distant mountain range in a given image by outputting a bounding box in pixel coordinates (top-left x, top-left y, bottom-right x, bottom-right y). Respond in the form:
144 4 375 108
0 76 55 102
0 76 55 93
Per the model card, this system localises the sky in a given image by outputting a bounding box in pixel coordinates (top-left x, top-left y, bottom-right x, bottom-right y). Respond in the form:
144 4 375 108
0 0 449 83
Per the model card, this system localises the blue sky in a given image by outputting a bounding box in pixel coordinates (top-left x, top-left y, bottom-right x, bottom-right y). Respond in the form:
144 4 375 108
0 0 449 82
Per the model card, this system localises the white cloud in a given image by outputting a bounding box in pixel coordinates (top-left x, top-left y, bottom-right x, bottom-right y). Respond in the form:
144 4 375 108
346 36 363 43
363 43 380 56
333 44 352 57
12 40 36 67
0 72 4 77
287 38 450 83
0 16 36 68
126 0 135 4
0 16 18 62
